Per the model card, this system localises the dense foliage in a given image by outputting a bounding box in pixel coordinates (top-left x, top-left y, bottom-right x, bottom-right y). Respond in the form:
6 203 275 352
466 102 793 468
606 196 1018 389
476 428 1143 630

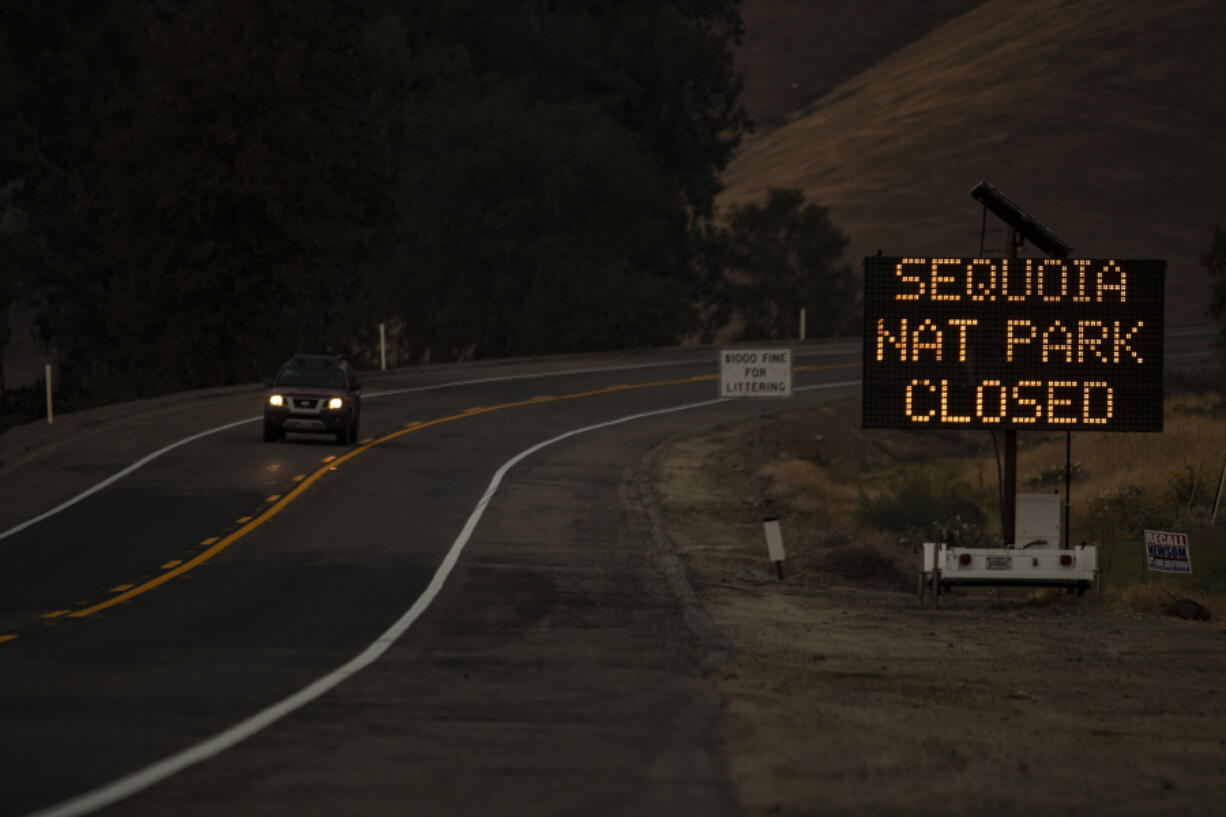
721 188 857 340
0 2 855 409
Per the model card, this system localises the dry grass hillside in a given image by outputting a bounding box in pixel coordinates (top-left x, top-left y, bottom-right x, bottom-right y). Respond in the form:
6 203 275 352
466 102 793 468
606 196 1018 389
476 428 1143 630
726 0 1226 324
735 0 984 129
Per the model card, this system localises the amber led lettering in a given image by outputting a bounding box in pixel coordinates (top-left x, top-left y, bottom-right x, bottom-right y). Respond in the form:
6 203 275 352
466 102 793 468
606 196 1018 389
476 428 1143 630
1037 260 1068 303
876 318 908 362
1097 261 1127 302
1005 320 1034 362
1011 381 1042 423
1041 321 1073 363
1077 321 1109 364
1003 259 1033 302
905 380 936 422
1112 321 1144 364
965 260 997 302
930 259 960 301
910 318 943 362
975 380 1005 423
894 258 926 300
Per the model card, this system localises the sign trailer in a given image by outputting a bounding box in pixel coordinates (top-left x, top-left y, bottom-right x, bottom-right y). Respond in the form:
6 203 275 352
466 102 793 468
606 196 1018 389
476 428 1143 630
869 183 1166 603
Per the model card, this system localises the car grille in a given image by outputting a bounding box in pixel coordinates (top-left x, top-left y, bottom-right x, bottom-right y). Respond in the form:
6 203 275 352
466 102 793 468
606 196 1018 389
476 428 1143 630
293 398 319 410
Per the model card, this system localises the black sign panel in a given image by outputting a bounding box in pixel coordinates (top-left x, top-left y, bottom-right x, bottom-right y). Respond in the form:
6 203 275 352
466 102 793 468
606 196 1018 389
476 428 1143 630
863 256 1164 431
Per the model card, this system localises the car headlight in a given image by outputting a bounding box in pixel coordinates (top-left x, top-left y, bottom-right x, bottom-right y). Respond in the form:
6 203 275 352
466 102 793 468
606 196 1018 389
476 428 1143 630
328 397 344 410
268 394 284 407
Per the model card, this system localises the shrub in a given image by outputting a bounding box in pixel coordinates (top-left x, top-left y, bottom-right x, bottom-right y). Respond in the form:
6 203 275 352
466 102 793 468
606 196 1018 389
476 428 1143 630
855 472 989 544
813 547 911 592
1028 462 1085 487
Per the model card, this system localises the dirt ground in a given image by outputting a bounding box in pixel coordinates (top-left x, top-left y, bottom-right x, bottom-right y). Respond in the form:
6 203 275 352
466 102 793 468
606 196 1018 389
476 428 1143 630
653 400 1226 816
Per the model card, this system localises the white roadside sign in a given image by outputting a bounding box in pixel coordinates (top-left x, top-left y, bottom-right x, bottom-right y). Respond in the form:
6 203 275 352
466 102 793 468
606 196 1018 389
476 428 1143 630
719 348 793 399
1145 529 1191 573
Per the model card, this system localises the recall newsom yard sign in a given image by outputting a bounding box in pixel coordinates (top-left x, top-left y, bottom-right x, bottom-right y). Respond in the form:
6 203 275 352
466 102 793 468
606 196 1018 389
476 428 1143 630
862 256 1165 431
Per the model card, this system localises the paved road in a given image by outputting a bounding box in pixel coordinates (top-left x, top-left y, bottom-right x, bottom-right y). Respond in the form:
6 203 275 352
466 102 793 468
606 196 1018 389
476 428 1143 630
0 345 861 817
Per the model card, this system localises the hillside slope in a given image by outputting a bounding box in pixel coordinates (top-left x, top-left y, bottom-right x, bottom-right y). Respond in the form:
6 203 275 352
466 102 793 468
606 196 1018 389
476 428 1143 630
724 0 1226 323
735 0 984 129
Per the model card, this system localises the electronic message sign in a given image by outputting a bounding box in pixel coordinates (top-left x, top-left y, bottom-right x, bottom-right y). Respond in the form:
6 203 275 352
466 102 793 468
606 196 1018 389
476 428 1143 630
863 256 1164 431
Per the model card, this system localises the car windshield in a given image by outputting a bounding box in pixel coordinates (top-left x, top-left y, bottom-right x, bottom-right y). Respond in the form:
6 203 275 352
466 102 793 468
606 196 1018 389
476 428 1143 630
276 366 346 389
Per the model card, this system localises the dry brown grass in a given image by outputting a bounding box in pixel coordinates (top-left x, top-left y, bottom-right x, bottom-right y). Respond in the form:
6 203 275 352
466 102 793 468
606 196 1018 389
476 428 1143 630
735 0 984 129
675 388 1226 617
946 392 1226 537
1111 582 1226 621
726 0 1226 323
659 392 1226 816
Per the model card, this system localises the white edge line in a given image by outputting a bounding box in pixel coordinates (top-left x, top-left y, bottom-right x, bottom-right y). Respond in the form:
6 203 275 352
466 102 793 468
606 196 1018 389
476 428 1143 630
1 368 868 542
0 417 260 542
0 357 745 541
798 379 861 393
364 358 702 398
25 378 861 817
365 347 856 399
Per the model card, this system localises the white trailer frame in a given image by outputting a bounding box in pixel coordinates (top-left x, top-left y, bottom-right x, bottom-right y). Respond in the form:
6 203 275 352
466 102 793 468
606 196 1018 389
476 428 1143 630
919 542 1098 606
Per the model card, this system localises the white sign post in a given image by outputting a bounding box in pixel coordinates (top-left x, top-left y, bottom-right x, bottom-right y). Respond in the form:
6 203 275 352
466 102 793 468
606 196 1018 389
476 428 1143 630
719 348 794 505
45 363 53 425
763 516 786 580
379 322 387 371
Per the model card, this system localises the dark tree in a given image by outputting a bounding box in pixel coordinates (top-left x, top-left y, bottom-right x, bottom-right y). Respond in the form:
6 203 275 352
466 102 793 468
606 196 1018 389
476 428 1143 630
90 1 393 393
724 188 857 340
1 0 754 408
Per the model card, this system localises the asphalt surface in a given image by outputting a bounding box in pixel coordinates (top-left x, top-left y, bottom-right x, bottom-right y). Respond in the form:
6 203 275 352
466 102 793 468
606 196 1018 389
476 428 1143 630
3 330 1215 817
0 345 862 817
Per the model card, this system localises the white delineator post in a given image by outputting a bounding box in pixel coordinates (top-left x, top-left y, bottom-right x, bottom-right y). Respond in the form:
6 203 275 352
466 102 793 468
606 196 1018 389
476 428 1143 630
45 363 53 424
763 516 786 579
799 307 806 341
379 323 387 371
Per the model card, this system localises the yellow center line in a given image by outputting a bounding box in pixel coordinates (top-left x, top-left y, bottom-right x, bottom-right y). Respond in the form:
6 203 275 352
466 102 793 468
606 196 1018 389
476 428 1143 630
65 363 857 619
796 362 860 373
0 634 16 643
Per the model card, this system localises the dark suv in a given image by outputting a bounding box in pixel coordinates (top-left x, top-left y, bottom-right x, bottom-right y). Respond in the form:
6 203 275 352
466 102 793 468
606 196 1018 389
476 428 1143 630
263 354 362 445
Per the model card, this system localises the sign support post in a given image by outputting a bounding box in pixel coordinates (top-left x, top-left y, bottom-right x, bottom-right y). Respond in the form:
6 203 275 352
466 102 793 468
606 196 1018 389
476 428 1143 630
1003 431 1016 545
1001 229 1021 545
753 400 761 506
719 348 794 507
1064 431 1072 548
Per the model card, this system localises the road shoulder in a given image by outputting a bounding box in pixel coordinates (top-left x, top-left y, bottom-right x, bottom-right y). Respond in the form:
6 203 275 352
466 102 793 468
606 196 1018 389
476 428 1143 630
651 402 1226 816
